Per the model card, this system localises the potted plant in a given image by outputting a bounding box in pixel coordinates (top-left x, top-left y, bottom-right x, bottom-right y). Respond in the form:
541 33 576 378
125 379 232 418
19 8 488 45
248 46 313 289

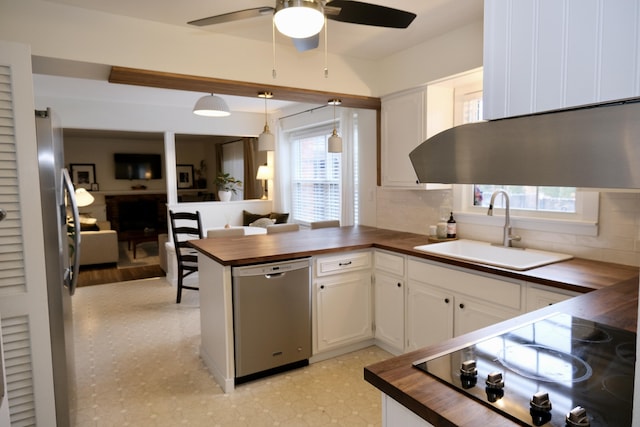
215 172 242 202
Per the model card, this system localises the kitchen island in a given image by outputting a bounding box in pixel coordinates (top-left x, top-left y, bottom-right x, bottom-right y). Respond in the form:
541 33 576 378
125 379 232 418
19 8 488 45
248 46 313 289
189 225 639 395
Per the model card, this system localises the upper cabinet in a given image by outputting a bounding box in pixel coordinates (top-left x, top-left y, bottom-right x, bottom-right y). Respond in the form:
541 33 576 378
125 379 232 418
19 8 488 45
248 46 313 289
381 87 453 189
484 0 640 119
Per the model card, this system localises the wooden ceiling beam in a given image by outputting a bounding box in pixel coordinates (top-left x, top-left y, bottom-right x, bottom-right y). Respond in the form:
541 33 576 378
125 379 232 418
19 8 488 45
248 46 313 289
108 66 381 110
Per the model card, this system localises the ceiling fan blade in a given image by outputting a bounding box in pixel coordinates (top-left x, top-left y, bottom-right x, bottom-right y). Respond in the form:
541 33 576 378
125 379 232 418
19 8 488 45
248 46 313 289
188 6 274 27
324 0 416 28
292 34 320 52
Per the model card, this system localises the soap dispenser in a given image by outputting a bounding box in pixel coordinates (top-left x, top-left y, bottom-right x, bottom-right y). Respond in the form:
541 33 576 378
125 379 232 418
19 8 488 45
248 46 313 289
447 212 457 238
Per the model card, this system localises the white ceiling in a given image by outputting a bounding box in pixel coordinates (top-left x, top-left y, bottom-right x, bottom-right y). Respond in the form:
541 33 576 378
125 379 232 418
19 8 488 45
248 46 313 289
34 1 483 114
40 0 483 61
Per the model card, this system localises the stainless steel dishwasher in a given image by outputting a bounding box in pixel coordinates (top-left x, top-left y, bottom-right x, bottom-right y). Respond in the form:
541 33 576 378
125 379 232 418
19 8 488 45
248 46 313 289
232 258 311 381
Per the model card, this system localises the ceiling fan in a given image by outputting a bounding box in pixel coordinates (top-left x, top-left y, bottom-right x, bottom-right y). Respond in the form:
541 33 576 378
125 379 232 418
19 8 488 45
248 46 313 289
188 0 417 52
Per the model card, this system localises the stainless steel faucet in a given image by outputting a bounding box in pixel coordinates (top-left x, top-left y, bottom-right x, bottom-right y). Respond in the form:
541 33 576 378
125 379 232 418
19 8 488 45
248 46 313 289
487 190 521 247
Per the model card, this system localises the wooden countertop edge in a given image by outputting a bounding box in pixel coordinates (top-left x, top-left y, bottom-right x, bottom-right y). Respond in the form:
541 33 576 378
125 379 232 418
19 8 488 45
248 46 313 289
363 277 639 427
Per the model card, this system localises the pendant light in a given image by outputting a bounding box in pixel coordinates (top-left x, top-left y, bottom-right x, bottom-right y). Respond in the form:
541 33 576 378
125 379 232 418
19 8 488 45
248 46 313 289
274 0 324 39
193 93 230 117
328 99 342 153
258 91 275 151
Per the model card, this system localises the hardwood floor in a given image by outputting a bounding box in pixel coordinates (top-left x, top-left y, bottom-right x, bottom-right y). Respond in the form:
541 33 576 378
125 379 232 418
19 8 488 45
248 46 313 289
77 264 165 287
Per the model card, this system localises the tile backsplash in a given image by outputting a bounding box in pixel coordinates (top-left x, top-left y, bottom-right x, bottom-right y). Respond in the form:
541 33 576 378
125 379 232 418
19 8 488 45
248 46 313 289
376 188 640 267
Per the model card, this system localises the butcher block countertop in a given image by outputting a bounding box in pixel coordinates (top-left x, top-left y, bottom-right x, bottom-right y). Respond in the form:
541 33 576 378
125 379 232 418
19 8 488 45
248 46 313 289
189 225 638 293
189 225 639 424
364 277 639 427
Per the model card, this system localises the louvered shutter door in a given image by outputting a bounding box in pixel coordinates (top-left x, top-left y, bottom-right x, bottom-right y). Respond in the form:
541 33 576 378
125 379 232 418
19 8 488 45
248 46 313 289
0 42 58 426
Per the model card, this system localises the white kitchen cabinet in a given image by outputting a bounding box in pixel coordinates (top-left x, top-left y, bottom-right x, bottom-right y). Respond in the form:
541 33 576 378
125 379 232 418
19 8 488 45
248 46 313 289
314 251 373 354
484 0 640 119
406 279 453 351
374 250 406 354
381 88 452 189
406 258 523 350
525 283 579 312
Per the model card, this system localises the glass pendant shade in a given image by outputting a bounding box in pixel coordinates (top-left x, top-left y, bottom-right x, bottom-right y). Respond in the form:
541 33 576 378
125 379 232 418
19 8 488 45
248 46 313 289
328 98 342 153
258 91 275 151
258 125 275 151
274 0 324 39
193 94 231 117
328 129 342 153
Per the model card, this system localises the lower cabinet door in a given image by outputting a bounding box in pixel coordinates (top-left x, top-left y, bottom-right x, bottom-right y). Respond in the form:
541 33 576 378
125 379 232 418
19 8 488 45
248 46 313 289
374 272 405 352
406 280 453 351
316 271 372 352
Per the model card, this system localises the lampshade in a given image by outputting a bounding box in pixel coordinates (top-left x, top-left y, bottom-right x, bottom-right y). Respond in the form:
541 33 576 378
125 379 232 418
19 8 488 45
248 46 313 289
256 165 273 181
75 188 95 207
193 94 231 117
274 0 324 39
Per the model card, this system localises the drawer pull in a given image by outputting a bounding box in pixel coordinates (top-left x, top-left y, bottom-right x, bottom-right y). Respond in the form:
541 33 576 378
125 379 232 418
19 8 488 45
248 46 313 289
397 282 402 288
339 261 353 267
459 303 465 309
320 285 325 290
444 298 450 304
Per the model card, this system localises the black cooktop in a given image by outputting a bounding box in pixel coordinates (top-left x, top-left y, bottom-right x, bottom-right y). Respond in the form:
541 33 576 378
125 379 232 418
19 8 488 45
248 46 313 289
413 313 635 426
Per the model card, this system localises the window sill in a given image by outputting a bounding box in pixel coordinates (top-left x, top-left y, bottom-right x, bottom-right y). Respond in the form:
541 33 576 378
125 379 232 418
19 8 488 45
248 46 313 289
455 212 598 237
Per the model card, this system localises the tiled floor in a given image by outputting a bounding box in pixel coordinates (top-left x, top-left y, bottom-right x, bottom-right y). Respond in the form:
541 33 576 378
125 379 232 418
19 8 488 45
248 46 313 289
72 277 392 426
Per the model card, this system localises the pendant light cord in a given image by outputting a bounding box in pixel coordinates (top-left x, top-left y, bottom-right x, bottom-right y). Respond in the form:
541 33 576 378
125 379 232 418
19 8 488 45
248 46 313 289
272 19 277 79
324 16 328 78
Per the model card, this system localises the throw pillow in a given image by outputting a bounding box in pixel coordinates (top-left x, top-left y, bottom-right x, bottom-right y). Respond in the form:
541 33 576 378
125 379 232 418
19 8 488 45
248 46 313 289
243 210 270 226
269 212 290 224
249 218 276 228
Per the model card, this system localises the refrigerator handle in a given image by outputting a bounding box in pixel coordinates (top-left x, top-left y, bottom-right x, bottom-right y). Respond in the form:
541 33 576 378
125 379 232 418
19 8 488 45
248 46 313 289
62 168 80 296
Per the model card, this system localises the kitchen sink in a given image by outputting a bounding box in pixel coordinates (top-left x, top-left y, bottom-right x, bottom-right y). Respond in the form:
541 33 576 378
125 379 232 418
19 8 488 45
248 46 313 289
413 239 573 271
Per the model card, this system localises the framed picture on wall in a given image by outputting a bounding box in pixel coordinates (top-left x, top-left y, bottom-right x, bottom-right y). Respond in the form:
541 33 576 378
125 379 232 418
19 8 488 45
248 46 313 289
176 164 194 189
70 163 96 190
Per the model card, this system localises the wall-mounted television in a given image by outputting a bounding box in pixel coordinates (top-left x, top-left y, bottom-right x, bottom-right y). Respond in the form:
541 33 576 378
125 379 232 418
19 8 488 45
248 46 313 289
114 153 162 180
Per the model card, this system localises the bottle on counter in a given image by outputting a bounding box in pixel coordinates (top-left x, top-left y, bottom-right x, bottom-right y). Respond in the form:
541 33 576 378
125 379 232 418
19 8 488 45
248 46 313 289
447 212 457 238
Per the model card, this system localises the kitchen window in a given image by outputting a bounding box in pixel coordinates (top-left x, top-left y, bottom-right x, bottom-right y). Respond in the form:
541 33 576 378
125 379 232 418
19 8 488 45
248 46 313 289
451 82 599 236
289 123 342 225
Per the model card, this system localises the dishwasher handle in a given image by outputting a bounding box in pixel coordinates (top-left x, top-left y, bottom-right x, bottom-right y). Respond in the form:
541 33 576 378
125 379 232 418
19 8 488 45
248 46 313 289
265 272 285 279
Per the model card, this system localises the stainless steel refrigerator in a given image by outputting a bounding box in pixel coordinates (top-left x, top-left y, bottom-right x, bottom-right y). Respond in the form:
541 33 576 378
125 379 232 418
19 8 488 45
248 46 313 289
35 108 79 427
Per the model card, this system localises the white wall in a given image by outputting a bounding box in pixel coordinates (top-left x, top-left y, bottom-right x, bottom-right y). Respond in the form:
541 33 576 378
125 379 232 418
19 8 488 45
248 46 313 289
0 0 380 96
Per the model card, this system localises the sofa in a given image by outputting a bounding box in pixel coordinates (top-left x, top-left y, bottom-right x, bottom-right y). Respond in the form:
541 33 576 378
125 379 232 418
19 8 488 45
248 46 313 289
79 220 119 266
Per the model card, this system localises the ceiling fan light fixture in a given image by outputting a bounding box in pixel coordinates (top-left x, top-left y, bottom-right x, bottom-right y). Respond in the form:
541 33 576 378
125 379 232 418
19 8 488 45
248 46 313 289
274 0 324 39
258 91 276 151
193 93 231 117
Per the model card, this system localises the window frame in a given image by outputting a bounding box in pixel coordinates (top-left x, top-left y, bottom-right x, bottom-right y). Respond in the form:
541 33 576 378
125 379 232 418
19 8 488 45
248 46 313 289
288 122 342 226
452 184 599 236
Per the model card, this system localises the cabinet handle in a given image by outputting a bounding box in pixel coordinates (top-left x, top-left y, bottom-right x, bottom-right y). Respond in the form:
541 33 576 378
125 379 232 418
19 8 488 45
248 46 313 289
320 285 325 290
444 298 450 304
338 261 352 267
397 282 402 288
459 303 465 309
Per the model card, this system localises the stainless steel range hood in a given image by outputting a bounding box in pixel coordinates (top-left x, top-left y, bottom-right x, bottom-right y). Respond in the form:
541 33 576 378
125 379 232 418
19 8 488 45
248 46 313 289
409 98 640 189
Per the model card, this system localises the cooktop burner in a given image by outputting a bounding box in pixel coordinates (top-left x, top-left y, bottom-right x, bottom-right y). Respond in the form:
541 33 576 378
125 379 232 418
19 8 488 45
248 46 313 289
413 313 636 426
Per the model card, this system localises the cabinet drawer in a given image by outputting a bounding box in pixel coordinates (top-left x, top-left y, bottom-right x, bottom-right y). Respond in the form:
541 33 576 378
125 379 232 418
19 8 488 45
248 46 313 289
375 250 405 277
315 251 371 277
409 259 522 311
